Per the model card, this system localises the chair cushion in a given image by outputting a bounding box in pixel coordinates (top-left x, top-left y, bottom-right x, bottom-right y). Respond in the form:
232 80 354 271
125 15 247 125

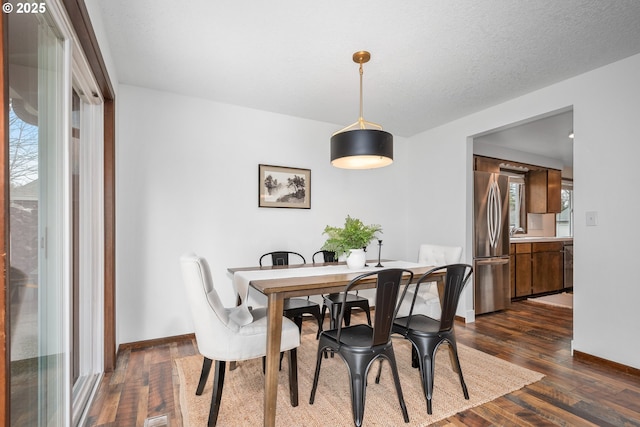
243 307 301 351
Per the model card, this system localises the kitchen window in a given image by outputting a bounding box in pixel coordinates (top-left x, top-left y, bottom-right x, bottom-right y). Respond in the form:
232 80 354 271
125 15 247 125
556 180 573 237
508 174 526 231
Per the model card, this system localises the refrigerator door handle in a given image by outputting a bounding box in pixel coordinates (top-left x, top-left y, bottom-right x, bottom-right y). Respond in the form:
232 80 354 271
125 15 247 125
475 258 510 266
487 177 502 249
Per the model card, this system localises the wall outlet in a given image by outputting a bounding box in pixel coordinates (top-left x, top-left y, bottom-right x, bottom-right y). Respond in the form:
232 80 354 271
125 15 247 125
586 211 598 226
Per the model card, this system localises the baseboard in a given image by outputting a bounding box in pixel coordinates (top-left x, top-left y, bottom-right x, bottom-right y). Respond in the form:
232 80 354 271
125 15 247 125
117 333 195 354
573 350 640 376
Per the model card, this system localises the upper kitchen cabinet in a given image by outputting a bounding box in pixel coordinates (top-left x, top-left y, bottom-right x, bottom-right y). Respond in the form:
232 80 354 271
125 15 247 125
526 169 561 213
474 156 501 173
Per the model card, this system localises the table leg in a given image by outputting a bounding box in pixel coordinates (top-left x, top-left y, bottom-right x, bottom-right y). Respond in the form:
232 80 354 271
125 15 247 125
264 293 284 427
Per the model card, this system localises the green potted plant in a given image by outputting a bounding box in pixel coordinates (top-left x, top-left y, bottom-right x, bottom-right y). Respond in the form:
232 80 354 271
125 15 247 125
321 215 382 269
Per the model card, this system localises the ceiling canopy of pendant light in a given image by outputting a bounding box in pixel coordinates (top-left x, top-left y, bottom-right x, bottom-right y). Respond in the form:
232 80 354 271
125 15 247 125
331 51 393 169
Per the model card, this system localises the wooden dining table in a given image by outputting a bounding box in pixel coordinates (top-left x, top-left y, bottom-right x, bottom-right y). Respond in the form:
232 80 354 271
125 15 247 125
227 260 441 427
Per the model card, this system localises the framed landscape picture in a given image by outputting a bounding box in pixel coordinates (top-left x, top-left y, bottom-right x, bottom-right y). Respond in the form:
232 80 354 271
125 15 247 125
258 164 311 209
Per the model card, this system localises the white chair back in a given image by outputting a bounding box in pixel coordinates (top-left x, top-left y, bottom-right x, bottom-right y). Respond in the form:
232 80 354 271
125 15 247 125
180 252 300 361
397 244 464 319
180 253 241 359
418 244 463 265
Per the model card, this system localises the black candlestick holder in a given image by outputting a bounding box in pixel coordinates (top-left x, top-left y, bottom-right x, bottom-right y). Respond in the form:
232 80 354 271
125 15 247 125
376 240 383 267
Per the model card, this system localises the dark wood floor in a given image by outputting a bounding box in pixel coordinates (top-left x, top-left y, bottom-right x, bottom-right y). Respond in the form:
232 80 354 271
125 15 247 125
84 301 640 426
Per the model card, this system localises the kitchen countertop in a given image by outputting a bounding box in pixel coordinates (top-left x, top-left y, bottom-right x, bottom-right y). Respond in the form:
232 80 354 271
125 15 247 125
510 236 573 243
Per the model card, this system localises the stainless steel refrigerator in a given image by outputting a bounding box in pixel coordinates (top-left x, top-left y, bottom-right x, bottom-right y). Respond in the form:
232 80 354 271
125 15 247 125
473 171 511 314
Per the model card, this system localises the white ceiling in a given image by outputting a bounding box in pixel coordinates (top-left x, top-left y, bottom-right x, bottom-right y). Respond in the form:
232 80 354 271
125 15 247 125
91 0 640 142
474 110 574 167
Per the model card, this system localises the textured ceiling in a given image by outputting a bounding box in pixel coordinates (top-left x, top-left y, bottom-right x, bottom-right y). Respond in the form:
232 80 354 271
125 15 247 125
91 0 640 138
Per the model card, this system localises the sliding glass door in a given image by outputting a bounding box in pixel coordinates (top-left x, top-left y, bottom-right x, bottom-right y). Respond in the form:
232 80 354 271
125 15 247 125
7 2 104 425
9 9 66 425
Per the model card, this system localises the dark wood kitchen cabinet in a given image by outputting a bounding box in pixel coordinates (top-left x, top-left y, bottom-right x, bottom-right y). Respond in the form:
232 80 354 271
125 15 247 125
532 242 564 294
512 241 564 298
526 169 561 213
514 243 532 298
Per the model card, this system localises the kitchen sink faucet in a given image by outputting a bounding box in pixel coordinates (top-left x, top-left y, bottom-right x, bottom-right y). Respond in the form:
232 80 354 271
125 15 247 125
509 226 525 237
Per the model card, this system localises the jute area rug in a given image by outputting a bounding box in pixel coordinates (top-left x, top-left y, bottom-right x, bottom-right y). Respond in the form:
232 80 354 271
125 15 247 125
176 325 544 426
528 292 573 309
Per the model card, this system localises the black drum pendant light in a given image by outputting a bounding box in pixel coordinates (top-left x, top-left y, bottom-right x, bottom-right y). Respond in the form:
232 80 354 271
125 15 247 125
331 51 393 169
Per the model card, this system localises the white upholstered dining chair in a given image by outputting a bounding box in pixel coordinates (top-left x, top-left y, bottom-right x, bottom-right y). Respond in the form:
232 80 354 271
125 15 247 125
396 244 463 319
180 252 301 426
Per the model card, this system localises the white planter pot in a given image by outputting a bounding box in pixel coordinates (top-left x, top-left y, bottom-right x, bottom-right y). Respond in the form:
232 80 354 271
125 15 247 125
346 248 366 269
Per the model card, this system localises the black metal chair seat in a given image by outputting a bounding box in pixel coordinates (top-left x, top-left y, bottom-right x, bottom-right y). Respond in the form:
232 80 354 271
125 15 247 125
392 314 441 334
284 297 323 332
320 324 379 348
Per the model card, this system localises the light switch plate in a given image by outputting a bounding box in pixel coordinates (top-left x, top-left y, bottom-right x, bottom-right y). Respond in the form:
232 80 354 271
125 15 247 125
586 211 598 226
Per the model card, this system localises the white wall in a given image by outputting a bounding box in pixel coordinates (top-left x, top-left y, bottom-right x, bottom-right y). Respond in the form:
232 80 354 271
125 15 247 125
110 29 640 367
116 85 411 345
405 53 640 369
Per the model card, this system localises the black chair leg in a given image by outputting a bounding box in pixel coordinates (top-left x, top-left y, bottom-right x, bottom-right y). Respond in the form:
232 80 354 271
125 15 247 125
363 306 372 326
343 352 377 427
449 342 469 400
350 369 366 427
420 353 435 415
386 350 410 423
320 304 329 328
411 346 419 368
208 360 226 426
375 359 383 384
328 301 341 329
344 307 352 326
309 345 325 404
263 353 285 373
196 357 213 395
373 355 409 422
288 348 299 407
314 310 323 339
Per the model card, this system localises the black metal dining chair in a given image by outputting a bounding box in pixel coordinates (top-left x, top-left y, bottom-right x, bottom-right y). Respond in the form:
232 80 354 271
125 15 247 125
309 269 413 427
259 251 323 336
391 263 473 415
312 250 337 264
313 250 373 330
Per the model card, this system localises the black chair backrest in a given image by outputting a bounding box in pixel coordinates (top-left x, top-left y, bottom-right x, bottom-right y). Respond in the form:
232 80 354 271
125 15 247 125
336 269 414 347
400 263 473 332
259 251 306 266
312 250 336 263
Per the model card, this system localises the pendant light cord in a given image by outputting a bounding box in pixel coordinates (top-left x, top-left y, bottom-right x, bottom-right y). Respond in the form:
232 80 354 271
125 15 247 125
333 51 384 135
359 63 365 129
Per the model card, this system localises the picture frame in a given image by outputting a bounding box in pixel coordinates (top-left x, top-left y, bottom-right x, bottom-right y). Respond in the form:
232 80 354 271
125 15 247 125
258 164 311 209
